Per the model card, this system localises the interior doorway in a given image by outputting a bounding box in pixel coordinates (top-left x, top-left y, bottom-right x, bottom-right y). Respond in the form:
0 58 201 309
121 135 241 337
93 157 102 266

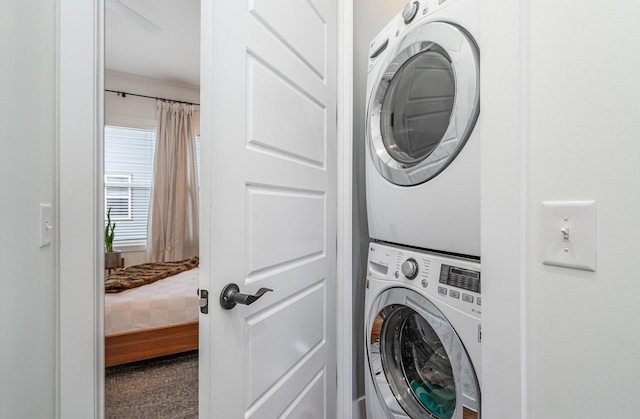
103 1 201 417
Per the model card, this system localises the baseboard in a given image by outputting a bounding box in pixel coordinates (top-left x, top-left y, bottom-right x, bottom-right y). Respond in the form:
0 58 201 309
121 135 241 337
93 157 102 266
353 396 366 419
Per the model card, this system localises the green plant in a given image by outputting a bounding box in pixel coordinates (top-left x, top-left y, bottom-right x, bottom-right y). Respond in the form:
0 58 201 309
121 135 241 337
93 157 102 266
105 207 116 253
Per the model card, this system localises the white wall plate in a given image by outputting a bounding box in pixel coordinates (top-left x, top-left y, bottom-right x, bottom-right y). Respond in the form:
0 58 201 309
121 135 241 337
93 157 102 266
542 201 596 272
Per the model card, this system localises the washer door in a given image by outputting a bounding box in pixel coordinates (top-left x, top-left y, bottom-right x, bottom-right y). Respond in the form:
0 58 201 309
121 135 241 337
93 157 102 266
368 21 479 186
367 287 480 419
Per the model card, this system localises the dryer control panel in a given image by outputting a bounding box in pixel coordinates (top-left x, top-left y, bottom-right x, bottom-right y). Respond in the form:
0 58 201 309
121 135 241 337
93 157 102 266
367 0 465 73
367 242 481 319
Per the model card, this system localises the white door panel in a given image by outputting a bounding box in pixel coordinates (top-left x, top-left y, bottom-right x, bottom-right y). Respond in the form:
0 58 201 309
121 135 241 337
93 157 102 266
245 282 325 406
249 61 326 165
250 0 327 77
247 24 327 106
200 0 337 416
246 186 325 274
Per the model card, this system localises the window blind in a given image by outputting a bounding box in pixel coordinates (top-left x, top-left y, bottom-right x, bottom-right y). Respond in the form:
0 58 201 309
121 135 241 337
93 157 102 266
104 126 155 247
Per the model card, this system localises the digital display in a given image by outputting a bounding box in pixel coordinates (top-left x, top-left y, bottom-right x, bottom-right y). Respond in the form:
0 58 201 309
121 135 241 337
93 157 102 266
439 264 481 293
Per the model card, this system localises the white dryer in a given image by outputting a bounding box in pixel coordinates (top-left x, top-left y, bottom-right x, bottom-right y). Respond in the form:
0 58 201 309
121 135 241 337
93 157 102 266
365 242 481 419
365 0 481 257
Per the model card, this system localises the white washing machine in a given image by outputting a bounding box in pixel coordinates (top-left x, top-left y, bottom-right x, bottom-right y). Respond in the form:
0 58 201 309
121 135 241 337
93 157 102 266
365 0 481 257
365 242 481 419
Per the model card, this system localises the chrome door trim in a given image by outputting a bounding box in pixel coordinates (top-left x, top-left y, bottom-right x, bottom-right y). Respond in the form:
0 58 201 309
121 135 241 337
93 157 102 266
366 286 480 418
368 21 479 186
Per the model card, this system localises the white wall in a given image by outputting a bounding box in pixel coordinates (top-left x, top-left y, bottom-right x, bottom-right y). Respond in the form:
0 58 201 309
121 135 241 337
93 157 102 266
105 70 200 266
480 0 527 417
526 2 640 416
0 1 57 417
105 70 200 130
483 1 640 417
351 0 406 409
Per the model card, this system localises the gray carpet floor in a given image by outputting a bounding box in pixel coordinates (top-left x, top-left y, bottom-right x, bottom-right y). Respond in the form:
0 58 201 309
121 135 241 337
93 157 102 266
105 351 198 419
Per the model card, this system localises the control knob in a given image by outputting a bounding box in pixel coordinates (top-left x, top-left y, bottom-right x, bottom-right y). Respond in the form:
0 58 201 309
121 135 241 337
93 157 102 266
401 258 419 279
401 1 419 24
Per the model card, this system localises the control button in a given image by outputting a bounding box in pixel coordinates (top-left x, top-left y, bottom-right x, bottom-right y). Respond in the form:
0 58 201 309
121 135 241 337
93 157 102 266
449 290 460 299
421 279 428 288
477 297 482 306
369 39 389 59
437 286 447 296
401 258 419 280
394 271 399 279
462 294 474 303
401 1 419 24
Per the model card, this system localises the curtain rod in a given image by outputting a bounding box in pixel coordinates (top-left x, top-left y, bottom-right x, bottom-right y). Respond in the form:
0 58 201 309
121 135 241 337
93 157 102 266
105 89 200 106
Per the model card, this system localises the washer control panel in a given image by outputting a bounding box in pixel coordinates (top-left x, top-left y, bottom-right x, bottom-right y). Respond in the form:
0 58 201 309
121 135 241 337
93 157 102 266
439 264 481 293
401 258 419 279
367 242 481 318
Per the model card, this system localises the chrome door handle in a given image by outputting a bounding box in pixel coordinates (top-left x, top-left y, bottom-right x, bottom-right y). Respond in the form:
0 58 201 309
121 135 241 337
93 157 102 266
219 283 273 310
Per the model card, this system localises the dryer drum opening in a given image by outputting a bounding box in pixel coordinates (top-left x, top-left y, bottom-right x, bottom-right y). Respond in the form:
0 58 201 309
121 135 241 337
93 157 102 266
380 305 456 418
380 46 455 166
366 286 481 418
368 21 479 187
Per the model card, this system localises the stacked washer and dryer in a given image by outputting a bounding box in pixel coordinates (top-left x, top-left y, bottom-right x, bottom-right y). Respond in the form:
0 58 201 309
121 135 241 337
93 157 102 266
363 0 482 418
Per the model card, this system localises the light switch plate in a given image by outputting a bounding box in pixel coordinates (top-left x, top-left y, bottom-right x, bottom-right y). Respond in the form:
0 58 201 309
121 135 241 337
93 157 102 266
40 203 53 247
542 201 596 271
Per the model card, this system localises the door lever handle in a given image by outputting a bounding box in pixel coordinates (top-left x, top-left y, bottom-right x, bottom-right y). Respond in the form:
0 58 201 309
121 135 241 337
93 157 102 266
219 283 273 310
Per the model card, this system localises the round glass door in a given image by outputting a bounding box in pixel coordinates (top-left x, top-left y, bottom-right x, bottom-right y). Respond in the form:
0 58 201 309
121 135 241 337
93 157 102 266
384 305 456 418
367 288 480 418
380 46 455 166
368 22 479 186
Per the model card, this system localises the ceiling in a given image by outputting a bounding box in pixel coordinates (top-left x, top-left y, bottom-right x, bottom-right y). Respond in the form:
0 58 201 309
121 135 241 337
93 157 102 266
105 0 200 87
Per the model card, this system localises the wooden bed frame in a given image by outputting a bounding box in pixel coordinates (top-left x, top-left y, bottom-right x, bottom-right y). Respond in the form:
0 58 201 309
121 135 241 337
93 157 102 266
105 321 198 367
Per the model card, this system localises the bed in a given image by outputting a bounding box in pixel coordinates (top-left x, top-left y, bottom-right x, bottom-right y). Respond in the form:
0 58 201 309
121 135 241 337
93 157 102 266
104 259 200 367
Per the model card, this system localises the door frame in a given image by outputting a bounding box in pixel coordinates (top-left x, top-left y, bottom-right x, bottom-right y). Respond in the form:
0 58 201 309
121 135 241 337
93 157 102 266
57 0 354 418
59 0 105 417
337 0 354 417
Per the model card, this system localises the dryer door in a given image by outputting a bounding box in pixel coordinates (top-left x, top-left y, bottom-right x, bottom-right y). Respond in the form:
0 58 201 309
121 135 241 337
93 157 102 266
366 287 480 419
368 22 479 186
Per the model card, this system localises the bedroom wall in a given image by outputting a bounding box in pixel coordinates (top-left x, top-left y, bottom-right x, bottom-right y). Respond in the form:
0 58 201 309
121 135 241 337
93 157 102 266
0 0 57 416
105 70 200 130
104 70 200 266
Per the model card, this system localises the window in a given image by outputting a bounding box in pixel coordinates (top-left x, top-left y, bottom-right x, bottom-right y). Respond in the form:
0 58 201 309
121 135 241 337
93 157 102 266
104 125 201 249
104 126 155 248
104 174 132 220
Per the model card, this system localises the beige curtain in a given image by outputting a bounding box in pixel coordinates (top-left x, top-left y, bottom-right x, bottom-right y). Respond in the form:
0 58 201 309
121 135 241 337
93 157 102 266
147 101 199 262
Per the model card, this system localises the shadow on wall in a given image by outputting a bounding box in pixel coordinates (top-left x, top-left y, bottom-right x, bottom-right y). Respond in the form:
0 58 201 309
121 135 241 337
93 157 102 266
352 0 408 410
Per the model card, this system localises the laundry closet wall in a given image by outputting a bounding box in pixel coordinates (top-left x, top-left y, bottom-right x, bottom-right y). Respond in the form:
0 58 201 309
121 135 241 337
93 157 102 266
482 1 640 416
352 0 406 414
525 2 640 417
